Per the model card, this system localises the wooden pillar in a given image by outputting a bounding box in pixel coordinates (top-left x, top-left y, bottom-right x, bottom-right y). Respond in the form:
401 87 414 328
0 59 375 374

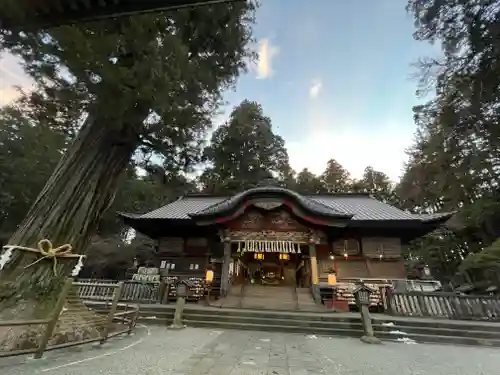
309 242 319 285
308 237 321 303
220 232 231 297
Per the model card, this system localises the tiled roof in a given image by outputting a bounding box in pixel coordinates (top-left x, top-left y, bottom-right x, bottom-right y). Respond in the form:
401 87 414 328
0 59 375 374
138 196 224 220
121 193 448 222
312 195 417 221
192 187 352 219
414 212 455 222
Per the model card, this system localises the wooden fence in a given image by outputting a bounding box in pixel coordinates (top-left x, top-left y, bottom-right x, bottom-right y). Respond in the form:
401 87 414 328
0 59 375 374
385 290 500 321
0 279 139 359
77 278 161 303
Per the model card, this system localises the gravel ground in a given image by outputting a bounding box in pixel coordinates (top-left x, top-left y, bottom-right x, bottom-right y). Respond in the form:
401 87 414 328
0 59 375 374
1 325 499 375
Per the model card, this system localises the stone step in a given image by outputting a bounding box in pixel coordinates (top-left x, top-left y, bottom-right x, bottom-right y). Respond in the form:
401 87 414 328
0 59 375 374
135 308 500 340
242 303 297 311
136 309 500 339
86 301 500 346
137 316 500 348
244 291 295 297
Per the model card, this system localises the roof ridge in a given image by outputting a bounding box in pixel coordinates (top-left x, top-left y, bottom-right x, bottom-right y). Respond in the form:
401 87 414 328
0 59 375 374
184 193 231 198
305 195 350 215
192 195 234 215
191 187 354 219
308 193 371 197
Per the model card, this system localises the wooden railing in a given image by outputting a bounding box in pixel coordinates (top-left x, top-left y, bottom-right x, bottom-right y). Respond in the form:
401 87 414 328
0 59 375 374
77 278 161 303
0 279 139 359
386 290 500 321
77 277 221 304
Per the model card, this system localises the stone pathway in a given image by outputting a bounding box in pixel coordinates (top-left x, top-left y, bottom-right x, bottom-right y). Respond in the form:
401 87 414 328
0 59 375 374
1 326 500 375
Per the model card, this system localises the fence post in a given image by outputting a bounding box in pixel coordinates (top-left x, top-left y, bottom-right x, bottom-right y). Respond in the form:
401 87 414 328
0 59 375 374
128 307 139 334
34 278 74 359
100 281 123 344
384 286 394 315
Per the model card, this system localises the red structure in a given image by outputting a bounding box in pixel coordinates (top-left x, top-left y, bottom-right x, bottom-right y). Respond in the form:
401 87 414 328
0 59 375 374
119 186 453 309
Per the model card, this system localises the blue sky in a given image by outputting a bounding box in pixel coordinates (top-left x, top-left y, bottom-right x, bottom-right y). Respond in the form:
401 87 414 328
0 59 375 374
216 0 439 182
0 0 438 182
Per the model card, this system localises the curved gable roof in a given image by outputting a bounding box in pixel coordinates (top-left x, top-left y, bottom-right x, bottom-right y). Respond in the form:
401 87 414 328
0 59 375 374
190 186 352 219
117 192 454 224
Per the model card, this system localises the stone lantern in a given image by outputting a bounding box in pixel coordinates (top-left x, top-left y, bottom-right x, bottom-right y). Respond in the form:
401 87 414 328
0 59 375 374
169 279 193 330
353 283 381 345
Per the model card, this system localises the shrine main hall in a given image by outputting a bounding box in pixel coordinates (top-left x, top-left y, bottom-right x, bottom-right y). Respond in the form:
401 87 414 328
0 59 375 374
119 186 452 310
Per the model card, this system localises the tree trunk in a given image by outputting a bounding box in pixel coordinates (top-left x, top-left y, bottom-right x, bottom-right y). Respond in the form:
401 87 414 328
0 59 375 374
0 113 139 350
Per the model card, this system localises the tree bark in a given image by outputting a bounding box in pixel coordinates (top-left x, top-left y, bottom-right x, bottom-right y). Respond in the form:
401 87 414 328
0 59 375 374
0 113 139 350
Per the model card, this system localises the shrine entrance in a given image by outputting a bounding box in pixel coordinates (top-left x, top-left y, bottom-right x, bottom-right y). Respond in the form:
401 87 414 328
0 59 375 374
242 251 299 286
224 206 319 295
231 240 308 288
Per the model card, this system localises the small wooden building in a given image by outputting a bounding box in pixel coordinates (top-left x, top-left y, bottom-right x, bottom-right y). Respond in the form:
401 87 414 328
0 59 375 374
118 186 452 305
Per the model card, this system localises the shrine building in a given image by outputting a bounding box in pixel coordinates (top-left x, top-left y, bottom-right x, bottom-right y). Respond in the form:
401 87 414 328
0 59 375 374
118 186 452 309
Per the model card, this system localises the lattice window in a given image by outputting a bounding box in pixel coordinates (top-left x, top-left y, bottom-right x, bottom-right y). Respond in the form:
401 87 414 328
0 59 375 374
332 239 360 256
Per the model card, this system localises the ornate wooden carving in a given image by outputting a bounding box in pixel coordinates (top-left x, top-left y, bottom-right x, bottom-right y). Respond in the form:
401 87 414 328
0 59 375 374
229 208 308 233
218 229 230 242
229 230 309 243
313 230 328 244
253 201 283 210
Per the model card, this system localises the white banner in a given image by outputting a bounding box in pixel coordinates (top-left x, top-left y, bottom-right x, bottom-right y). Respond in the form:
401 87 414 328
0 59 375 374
237 240 301 254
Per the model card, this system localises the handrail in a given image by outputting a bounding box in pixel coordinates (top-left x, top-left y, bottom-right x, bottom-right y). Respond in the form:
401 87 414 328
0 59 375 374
73 282 119 288
391 290 499 299
386 289 500 321
0 318 50 327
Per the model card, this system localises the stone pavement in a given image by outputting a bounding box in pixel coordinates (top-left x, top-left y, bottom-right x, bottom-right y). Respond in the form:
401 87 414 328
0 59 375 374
1 325 500 375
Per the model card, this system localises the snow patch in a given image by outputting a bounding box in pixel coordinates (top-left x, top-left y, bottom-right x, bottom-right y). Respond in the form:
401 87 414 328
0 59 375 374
0 246 14 270
397 337 417 344
389 330 408 335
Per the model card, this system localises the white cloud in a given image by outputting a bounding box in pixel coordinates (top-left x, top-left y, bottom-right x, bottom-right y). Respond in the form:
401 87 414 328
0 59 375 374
0 86 22 106
0 53 34 105
256 39 279 79
286 111 414 182
309 79 322 98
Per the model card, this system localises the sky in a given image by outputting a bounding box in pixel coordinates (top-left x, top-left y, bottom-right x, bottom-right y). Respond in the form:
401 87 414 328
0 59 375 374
0 0 438 182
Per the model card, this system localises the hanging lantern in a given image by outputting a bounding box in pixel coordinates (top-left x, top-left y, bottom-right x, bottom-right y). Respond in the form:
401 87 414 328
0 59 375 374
254 253 264 260
328 271 337 285
378 244 384 259
205 269 214 283
343 240 349 258
279 253 290 261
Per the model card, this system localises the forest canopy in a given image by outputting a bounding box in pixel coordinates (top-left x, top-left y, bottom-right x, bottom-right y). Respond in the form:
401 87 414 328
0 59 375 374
0 0 499 288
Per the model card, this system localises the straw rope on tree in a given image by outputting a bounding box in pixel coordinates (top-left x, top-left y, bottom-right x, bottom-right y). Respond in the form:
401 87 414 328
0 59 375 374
0 239 85 276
